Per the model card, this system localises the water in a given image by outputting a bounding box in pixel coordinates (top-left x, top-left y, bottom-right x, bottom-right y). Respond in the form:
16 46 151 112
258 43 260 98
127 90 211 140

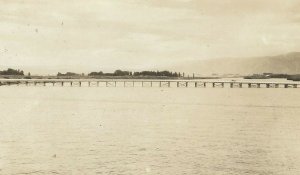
0 86 300 174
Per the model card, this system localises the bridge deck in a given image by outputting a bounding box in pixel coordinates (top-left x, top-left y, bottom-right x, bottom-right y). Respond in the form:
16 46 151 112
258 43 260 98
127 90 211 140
1 79 299 88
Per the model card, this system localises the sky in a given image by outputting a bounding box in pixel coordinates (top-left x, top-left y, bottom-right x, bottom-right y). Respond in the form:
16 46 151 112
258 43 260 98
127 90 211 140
0 0 300 74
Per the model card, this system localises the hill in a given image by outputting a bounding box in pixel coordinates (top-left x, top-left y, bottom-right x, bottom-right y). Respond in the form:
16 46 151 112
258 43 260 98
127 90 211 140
169 52 300 75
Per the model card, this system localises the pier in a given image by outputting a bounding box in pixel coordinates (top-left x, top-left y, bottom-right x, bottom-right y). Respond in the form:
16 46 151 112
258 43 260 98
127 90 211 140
0 79 299 88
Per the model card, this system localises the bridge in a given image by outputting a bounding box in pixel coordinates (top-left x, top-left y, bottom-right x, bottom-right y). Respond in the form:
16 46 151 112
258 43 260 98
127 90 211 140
0 79 299 88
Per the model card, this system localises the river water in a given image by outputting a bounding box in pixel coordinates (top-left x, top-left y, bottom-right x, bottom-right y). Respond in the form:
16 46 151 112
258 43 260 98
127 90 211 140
0 85 300 174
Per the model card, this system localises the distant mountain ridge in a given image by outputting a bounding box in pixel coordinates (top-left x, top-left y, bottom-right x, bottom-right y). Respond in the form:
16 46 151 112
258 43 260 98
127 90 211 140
170 52 300 75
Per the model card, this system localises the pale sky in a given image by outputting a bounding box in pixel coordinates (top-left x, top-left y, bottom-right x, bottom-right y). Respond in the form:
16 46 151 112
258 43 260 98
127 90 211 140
0 0 300 74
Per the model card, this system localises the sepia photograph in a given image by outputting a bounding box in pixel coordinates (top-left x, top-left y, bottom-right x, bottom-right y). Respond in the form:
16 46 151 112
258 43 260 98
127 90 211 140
1 0 300 174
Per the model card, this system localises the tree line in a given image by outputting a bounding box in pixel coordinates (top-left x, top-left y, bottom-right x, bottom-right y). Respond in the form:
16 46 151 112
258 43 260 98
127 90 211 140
87 70 183 77
0 68 183 77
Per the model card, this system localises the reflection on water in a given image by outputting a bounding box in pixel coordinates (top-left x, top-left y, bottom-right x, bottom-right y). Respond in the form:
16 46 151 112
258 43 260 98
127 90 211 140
0 87 300 174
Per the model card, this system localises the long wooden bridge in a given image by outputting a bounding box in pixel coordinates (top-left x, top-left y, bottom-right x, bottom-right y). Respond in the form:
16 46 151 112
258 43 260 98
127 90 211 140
0 79 299 88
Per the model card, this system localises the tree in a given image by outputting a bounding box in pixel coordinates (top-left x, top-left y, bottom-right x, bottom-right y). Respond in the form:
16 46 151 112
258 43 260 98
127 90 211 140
0 68 24 75
88 71 103 76
114 70 130 76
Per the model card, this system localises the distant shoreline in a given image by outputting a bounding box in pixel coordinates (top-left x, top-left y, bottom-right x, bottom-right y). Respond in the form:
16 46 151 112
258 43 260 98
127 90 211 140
1 75 300 81
244 73 300 81
1 68 222 80
0 75 221 80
